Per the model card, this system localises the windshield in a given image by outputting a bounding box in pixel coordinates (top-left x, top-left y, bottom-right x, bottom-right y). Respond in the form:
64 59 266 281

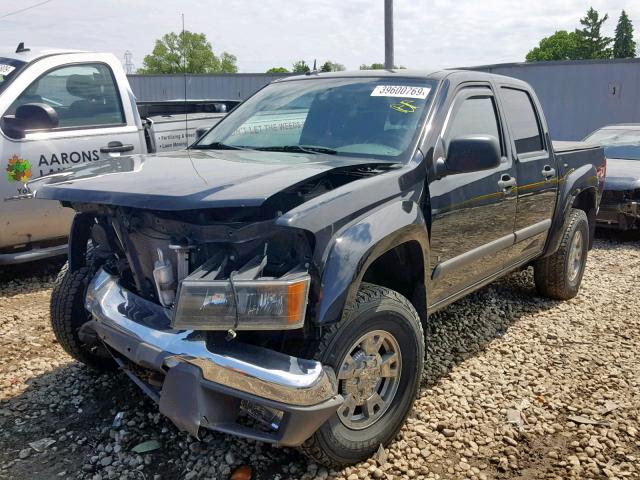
0 57 26 94
195 77 437 161
584 128 640 160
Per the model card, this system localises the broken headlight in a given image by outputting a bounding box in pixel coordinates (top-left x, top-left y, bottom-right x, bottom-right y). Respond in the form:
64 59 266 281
172 272 310 331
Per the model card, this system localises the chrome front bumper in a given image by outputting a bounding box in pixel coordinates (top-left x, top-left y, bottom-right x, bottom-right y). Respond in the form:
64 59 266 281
85 269 342 445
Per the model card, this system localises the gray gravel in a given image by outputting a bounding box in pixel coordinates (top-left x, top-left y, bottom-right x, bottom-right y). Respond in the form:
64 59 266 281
1 235 639 480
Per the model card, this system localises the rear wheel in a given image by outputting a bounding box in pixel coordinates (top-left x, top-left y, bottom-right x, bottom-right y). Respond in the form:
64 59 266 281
534 208 589 300
50 258 116 371
300 283 424 467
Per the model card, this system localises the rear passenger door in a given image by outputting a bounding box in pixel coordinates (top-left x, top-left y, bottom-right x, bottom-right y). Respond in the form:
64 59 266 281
499 87 557 258
428 86 518 303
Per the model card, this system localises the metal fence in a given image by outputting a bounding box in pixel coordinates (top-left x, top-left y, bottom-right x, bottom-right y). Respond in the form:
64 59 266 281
128 59 640 141
472 58 640 140
127 73 292 102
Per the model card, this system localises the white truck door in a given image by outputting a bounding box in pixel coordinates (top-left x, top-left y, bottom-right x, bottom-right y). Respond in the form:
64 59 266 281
0 55 145 259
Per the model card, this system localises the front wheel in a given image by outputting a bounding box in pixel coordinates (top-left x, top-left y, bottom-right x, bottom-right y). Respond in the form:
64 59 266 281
300 284 424 467
534 208 589 300
50 261 117 371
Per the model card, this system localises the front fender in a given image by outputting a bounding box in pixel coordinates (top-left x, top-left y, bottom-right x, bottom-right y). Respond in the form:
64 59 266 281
543 163 598 258
314 200 430 326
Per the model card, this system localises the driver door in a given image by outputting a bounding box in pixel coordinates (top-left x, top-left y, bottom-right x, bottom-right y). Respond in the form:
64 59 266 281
428 86 518 304
0 61 143 251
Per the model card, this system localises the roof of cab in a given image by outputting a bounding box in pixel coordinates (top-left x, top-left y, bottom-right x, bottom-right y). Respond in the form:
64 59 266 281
274 68 533 89
0 46 85 63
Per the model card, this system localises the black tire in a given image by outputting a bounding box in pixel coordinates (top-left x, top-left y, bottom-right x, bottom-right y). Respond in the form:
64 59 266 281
50 260 117 371
534 208 589 300
300 283 425 467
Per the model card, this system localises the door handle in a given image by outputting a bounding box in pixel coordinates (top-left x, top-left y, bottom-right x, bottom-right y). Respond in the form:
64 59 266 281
498 174 517 192
542 165 556 179
100 141 134 154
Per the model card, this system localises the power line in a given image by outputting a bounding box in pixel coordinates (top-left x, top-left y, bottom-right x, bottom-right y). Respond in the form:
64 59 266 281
0 0 54 20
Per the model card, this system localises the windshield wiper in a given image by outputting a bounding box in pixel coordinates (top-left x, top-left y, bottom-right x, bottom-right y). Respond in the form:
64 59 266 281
192 142 253 151
254 145 337 155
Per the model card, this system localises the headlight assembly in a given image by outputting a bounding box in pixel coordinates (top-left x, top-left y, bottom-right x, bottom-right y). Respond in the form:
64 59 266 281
172 271 310 331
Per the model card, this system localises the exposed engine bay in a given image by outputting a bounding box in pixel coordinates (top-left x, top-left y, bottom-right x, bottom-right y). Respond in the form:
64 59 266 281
76 208 310 304
64 162 396 348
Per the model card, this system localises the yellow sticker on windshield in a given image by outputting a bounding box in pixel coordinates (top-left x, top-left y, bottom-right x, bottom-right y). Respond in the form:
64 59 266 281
390 99 418 113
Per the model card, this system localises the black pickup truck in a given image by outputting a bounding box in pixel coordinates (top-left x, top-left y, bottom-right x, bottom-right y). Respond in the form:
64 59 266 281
34 70 604 467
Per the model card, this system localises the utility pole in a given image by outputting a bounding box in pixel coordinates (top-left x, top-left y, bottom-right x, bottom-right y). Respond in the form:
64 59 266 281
384 0 394 69
123 50 135 74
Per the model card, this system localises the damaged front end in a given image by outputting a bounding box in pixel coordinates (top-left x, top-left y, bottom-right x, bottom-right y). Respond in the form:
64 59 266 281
35 149 400 444
597 189 640 230
69 204 343 446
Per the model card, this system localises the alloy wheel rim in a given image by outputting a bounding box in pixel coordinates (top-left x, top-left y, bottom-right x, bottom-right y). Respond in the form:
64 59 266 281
336 329 402 430
568 229 584 282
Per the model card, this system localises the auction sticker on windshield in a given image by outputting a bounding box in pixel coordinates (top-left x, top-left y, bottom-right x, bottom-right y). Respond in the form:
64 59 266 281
371 85 430 99
0 64 15 76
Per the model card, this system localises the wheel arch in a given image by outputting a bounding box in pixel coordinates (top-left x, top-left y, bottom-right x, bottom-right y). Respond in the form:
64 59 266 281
314 200 430 326
571 187 597 249
361 240 426 321
542 163 599 258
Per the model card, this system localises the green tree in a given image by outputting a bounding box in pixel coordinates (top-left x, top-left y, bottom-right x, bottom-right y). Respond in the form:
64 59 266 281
575 7 613 59
292 60 310 73
613 10 636 58
219 52 238 73
359 63 386 70
138 31 238 74
526 30 582 61
266 67 290 73
320 60 346 72
358 63 406 69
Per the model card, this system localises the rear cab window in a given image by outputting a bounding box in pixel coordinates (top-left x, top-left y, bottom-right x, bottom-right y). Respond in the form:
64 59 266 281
500 87 545 155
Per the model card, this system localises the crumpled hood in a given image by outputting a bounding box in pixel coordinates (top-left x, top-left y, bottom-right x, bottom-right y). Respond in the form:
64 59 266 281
33 149 384 210
604 158 640 191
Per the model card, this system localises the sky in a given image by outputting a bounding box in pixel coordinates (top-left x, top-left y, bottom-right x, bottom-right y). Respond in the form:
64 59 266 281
1 0 639 72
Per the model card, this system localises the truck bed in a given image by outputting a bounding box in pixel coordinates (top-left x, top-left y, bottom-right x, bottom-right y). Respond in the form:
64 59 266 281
552 141 605 195
552 140 601 153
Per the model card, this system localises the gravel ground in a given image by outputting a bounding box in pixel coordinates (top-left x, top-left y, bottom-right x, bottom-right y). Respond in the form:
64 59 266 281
1 233 639 480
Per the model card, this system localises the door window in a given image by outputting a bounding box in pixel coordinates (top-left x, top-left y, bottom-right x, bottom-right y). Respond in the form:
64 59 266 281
8 63 124 129
445 96 501 151
500 88 544 154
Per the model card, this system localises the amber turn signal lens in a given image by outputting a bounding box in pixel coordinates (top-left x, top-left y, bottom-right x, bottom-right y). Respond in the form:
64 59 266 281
287 280 308 324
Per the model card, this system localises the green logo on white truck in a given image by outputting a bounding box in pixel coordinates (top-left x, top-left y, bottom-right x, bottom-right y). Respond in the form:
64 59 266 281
6 155 32 183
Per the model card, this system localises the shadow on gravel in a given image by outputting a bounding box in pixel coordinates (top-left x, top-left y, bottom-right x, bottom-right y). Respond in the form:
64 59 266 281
0 266 560 480
0 255 65 284
421 267 557 388
1 363 186 479
595 227 640 243
0 363 304 480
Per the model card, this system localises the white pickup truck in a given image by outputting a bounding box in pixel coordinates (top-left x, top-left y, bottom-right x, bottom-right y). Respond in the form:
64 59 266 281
0 44 236 264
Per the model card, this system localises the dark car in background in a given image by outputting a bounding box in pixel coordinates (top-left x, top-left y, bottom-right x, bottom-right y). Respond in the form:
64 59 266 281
584 124 640 230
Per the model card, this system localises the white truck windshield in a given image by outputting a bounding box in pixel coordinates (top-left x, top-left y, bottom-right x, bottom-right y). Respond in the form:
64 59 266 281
195 77 436 160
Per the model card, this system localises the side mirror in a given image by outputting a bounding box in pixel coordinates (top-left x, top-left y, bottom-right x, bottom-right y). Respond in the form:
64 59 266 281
2 103 59 139
445 135 501 175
